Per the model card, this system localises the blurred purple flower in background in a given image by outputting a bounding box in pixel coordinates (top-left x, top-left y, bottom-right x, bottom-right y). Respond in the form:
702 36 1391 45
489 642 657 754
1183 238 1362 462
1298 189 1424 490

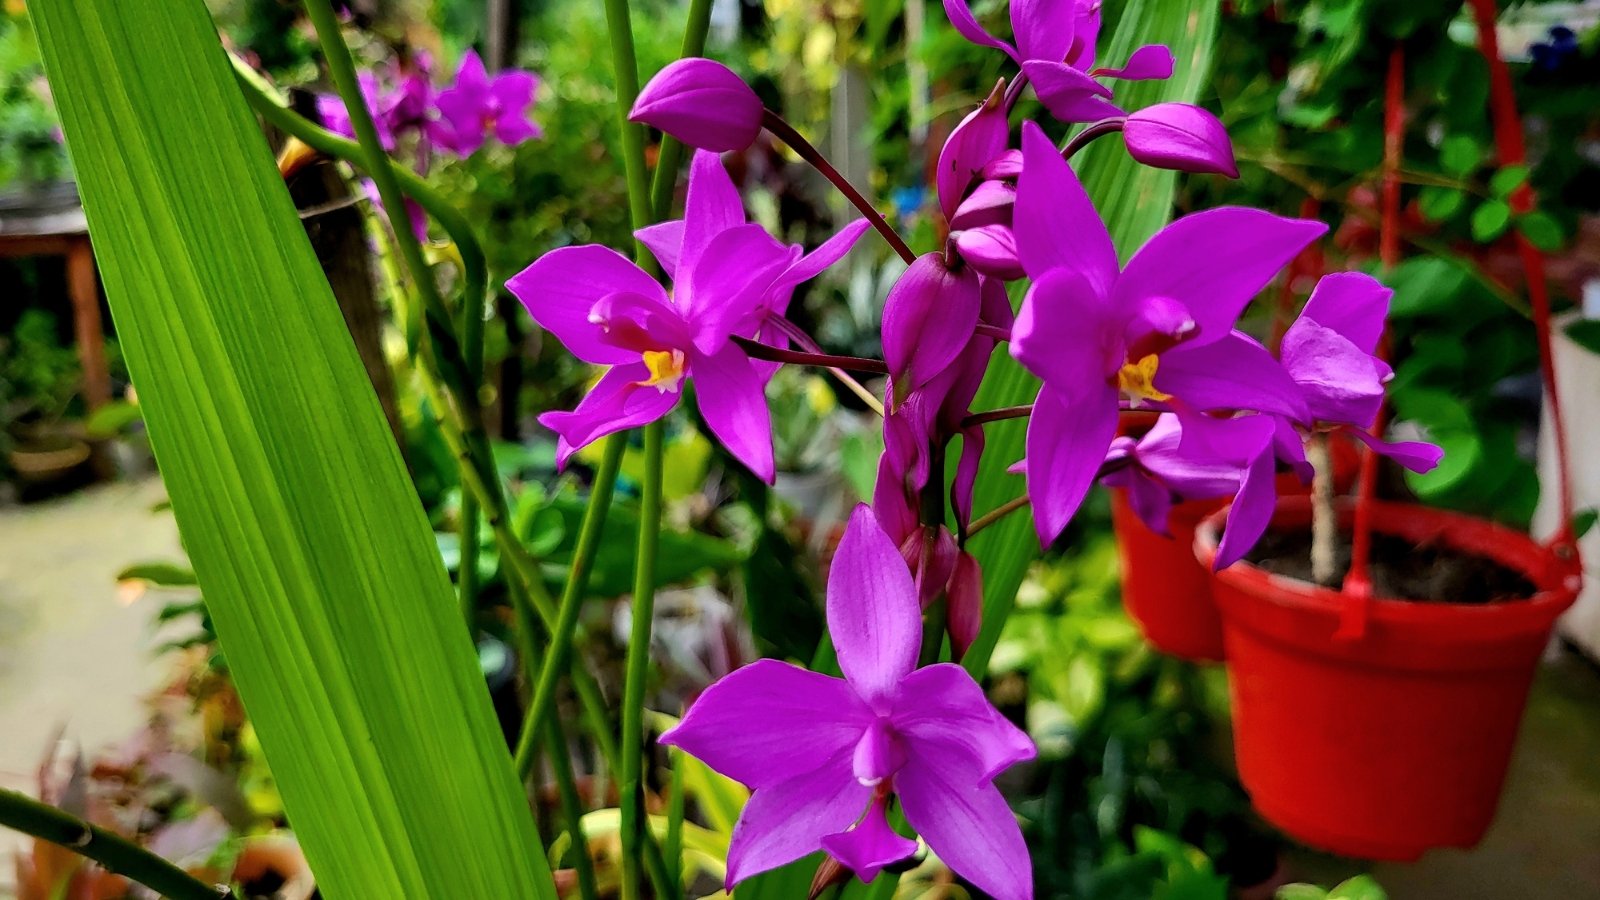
432 50 541 155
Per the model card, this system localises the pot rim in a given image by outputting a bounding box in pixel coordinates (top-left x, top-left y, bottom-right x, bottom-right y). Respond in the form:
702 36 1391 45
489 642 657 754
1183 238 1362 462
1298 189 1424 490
1193 495 1579 628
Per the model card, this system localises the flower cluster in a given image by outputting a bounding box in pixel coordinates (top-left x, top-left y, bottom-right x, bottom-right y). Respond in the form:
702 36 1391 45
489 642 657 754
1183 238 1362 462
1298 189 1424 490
318 50 541 237
508 0 1442 894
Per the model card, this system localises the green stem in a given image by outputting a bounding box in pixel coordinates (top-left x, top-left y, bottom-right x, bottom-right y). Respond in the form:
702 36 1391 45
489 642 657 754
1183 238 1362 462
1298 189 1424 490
513 434 627 778
459 497 481 625
233 61 490 317
604 0 653 266
647 0 715 220
0 790 233 900
545 718 600 900
664 744 687 898
618 422 665 900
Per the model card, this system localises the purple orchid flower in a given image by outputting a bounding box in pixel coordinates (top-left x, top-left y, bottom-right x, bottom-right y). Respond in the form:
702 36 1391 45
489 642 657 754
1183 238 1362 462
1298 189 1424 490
1101 412 1244 536
662 505 1035 897
432 50 541 156
1189 274 1444 569
1009 121 1322 543
510 151 863 481
944 0 1174 124
630 57 765 152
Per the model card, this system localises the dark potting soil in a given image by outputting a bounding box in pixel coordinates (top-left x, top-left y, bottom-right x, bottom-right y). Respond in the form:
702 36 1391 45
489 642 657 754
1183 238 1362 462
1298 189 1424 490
1243 529 1536 604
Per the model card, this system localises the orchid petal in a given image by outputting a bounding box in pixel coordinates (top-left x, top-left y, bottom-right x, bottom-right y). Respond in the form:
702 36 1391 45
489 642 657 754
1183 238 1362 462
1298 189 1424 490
1068 1 1104 69
1136 414 1244 501
882 254 982 393
681 223 792 353
1156 332 1310 421
820 798 917 883
1015 122 1119 292
897 752 1033 900
770 218 872 312
1011 268 1115 389
1280 319 1387 427
891 663 1035 782
953 225 1025 280
1215 449 1279 569
1026 382 1120 544
952 425 985 530
692 343 776 482
941 0 1018 59
630 58 764 152
1012 0 1076 64
1093 44 1175 81
1123 102 1238 178
725 750 869 887
660 659 871 789
829 505 921 710
1114 208 1326 346
1124 468 1177 535
537 364 678 468
936 82 1010 221
681 150 748 276
946 551 984 658
949 179 1016 231
454 49 489 94
1300 272 1391 354
1022 61 1125 124
1347 428 1444 473
634 220 686 279
508 245 669 365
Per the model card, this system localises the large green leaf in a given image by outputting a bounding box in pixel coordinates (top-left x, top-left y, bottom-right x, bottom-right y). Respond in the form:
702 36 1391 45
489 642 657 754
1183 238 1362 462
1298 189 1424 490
963 0 1224 674
29 3 554 898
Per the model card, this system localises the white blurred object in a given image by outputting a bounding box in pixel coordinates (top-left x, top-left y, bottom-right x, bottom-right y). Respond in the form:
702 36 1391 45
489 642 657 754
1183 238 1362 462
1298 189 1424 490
1534 304 1600 661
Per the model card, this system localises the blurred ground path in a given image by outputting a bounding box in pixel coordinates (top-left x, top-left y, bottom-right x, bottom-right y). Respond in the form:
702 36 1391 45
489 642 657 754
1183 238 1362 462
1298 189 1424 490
0 476 180 891
1288 647 1600 897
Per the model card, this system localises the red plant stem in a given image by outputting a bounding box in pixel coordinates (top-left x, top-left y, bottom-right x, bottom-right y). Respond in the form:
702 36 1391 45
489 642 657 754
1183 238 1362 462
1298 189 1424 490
731 335 889 374
1003 71 1031 112
1340 43 1406 632
1060 118 1127 161
1468 0 1577 555
962 404 1034 428
760 109 917 265
974 323 1011 342
764 316 885 414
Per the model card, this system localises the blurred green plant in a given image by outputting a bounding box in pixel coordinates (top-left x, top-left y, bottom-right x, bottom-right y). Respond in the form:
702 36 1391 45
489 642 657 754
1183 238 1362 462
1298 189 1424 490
994 512 1266 898
1277 874 1388 900
0 9 67 188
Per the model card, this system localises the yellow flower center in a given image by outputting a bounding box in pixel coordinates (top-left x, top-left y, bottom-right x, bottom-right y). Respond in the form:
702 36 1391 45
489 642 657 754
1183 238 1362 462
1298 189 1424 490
1117 354 1171 403
638 349 687 394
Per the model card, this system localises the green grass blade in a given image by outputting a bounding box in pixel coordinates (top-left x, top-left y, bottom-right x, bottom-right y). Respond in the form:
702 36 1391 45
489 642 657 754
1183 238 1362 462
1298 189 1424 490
28 2 554 898
963 0 1224 674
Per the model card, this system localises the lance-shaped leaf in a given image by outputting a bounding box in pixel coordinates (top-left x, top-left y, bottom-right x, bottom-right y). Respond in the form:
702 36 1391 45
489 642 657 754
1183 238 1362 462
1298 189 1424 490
29 2 555 898
963 0 1225 674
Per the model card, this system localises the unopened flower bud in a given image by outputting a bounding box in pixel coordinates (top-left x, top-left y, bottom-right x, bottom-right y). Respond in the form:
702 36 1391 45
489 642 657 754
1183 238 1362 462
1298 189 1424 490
1123 102 1239 178
630 58 763 152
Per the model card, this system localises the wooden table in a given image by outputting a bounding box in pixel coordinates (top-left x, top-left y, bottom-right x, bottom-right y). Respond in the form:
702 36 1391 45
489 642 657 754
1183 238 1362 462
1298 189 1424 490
0 202 111 412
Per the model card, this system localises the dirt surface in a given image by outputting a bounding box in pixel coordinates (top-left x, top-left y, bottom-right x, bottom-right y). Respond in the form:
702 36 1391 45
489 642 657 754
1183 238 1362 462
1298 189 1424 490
1245 529 1536 604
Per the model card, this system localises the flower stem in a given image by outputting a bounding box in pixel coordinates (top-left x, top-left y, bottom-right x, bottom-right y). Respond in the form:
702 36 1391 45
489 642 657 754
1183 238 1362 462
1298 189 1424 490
966 494 1031 539
731 335 890 374
1308 433 1339 587
619 420 665 900
1061 118 1127 161
648 0 715 221
513 434 626 780
545 717 600 900
764 317 885 414
962 404 1033 428
760 108 917 265
0 789 234 900
974 323 1011 342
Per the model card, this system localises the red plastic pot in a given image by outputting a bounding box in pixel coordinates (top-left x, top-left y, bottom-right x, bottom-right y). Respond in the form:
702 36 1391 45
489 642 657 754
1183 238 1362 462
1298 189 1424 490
1112 490 1231 662
1112 434 1359 664
1194 497 1579 860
